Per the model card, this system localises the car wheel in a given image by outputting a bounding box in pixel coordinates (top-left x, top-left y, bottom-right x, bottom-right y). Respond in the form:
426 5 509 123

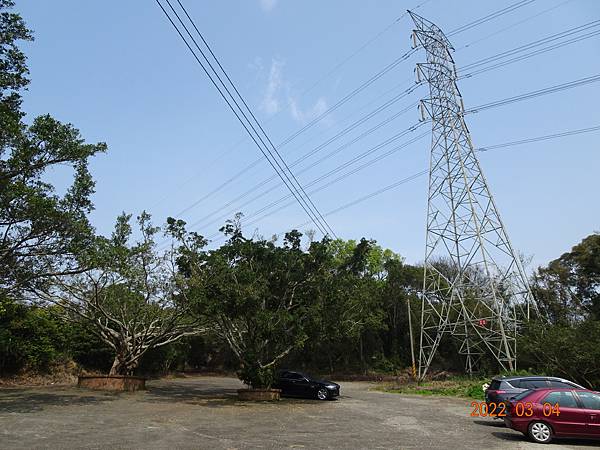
528 421 552 444
316 388 329 400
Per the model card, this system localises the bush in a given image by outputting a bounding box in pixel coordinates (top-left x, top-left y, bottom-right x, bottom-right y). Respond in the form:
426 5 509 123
0 298 70 374
67 321 112 373
371 353 403 374
238 363 275 389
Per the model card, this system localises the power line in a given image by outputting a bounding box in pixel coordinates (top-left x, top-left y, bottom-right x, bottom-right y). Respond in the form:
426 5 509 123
181 48 600 230
296 0 432 98
462 19 600 70
195 124 428 234
156 0 335 237
205 83 600 240
182 87 422 229
459 19 600 76
292 171 429 230
278 49 418 150
205 129 430 240
173 81 420 220
208 4 598 244
155 0 560 218
188 71 600 239
151 1 433 212
157 0 332 236
475 124 600 151
460 29 600 79
456 0 574 50
269 123 600 237
158 1 599 243
447 0 538 37
465 73 600 114
174 0 337 238
165 52 417 221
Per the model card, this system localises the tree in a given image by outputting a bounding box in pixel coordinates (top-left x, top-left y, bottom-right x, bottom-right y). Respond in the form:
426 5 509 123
379 258 422 367
291 238 392 374
172 217 327 388
36 213 204 375
0 0 31 147
519 232 600 389
530 233 600 324
519 320 600 389
0 1 106 298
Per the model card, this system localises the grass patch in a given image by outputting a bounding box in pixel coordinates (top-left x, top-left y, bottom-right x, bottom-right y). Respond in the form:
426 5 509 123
377 376 488 400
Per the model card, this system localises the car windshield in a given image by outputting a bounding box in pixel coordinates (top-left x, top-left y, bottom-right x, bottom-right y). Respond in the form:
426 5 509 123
489 380 502 390
282 371 309 380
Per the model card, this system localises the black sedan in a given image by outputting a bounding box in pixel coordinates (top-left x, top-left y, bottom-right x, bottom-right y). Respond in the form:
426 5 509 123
273 370 340 400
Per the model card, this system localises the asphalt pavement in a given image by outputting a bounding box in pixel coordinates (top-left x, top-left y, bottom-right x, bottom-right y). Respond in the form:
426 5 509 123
0 376 597 449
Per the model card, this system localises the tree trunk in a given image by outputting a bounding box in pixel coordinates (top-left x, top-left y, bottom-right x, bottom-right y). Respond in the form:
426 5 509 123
109 355 125 376
109 353 140 376
359 336 365 375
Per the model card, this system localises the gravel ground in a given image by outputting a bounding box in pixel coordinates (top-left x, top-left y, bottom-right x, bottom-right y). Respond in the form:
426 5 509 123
0 376 598 449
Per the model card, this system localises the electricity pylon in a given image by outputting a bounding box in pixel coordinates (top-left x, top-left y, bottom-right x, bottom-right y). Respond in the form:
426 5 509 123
409 11 537 379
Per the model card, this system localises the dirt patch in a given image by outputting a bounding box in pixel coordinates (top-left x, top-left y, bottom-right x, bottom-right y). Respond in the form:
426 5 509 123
0 361 84 387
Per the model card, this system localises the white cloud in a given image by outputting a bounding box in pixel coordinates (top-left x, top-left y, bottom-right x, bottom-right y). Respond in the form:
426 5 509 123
257 58 330 125
260 59 284 115
259 0 277 12
288 96 328 125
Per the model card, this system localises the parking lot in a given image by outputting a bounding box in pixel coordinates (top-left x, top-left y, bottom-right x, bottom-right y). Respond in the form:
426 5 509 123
0 376 597 449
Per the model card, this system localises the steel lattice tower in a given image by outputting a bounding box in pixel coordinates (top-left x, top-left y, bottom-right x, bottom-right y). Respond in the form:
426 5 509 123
409 11 537 379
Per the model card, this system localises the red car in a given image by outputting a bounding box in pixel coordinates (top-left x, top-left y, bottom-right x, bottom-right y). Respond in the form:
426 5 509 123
503 388 600 444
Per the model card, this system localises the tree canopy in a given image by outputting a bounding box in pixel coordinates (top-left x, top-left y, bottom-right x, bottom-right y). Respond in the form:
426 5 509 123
0 0 106 298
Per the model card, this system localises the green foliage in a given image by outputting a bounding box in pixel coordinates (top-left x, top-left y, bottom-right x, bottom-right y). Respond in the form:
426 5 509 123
519 320 600 389
170 220 411 386
498 368 544 377
533 232 600 323
0 0 33 147
0 1 105 298
67 320 112 372
172 219 329 388
139 340 187 375
238 364 274 389
519 232 600 389
0 296 70 374
382 377 487 400
40 213 205 376
371 353 403 374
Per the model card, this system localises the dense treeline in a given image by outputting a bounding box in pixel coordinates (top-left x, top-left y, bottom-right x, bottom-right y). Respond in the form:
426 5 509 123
519 233 600 388
1 1 599 389
2 224 599 388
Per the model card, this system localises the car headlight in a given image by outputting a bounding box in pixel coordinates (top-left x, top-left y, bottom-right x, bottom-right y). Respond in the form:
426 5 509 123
326 384 338 389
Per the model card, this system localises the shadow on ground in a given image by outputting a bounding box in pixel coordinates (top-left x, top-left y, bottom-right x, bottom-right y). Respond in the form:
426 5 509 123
0 388 117 413
146 382 238 403
144 381 330 408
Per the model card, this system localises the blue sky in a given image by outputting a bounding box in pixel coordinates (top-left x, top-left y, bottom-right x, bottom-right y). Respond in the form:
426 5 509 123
17 0 600 270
